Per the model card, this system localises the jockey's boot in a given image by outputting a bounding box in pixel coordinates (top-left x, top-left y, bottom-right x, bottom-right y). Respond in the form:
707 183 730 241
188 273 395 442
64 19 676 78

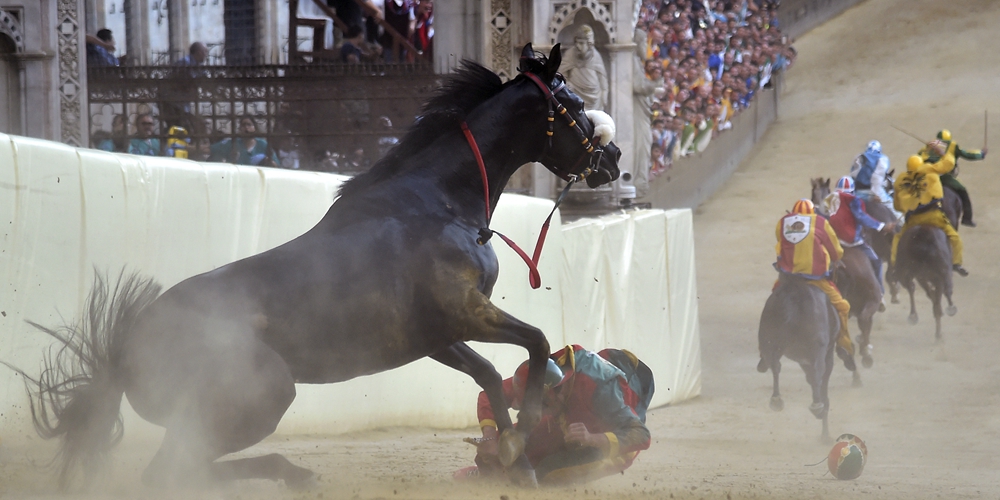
836 346 857 371
953 264 969 277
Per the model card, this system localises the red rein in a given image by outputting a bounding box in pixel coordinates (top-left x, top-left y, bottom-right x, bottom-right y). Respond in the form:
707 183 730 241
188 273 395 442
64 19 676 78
461 121 556 289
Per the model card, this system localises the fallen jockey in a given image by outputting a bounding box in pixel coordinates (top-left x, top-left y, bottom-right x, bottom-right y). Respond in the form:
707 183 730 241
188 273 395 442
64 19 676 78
918 129 987 227
824 176 896 295
775 199 855 370
893 144 968 276
851 140 902 222
457 345 654 485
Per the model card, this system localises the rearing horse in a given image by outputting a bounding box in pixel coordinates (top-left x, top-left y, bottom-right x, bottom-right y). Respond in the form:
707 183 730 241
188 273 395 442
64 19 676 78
10 45 621 489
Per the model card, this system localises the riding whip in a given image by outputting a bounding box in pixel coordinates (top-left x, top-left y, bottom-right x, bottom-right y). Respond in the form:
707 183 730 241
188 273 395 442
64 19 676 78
985 109 988 150
890 124 927 144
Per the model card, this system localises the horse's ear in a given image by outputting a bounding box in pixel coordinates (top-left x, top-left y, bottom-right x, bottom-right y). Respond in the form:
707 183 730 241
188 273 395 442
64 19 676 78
824 178 831 187
546 44 562 79
521 43 535 62
887 168 895 177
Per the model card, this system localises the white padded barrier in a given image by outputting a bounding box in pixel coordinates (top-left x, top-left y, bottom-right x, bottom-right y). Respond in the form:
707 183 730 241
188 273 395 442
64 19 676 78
0 133 699 441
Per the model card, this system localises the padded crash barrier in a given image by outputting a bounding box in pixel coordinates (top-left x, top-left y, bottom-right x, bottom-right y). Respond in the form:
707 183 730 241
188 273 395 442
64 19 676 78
0 133 699 439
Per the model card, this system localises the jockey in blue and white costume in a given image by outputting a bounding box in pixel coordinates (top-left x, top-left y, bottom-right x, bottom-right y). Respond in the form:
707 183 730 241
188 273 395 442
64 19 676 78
850 140 902 221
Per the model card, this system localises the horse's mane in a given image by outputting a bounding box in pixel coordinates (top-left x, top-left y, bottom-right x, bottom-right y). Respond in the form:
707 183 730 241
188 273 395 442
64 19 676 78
337 61 514 198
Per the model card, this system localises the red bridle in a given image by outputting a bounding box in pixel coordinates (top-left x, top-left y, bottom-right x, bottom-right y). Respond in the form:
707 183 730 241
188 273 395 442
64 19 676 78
459 71 603 289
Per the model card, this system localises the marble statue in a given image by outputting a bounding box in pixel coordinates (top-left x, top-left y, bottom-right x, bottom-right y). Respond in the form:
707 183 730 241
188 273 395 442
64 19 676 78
562 25 609 112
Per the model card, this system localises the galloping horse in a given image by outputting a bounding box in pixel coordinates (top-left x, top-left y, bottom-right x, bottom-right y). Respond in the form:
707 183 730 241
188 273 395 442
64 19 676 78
810 178 882 373
757 274 840 440
10 45 621 489
893 225 957 342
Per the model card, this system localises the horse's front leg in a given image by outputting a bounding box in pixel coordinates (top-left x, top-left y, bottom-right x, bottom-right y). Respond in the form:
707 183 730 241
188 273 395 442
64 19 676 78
904 278 919 325
449 291 550 473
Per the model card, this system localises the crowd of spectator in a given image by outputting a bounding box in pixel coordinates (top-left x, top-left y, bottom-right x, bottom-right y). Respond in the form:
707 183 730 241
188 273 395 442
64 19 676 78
635 0 796 179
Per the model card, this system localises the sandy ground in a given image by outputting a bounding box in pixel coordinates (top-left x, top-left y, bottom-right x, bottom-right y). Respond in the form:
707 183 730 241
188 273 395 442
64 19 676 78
3 0 1000 498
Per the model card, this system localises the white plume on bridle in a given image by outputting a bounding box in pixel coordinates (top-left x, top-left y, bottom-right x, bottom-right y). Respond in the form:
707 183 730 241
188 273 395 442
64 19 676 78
585 110 616 146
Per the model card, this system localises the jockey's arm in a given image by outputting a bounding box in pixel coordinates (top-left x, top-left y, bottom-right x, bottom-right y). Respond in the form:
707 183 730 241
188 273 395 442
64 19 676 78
918 151 956 176
870 155 890 200
956 144 986 161
818 217 844 262
849 196 885 231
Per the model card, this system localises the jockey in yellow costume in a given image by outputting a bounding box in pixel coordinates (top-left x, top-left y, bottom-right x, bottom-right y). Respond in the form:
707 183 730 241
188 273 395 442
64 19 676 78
775 199 855 370
917 129 987 227
892 141 967 276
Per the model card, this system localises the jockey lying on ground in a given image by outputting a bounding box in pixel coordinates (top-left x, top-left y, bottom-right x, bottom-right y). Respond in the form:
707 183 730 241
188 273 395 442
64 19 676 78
824 176 896 294
893 143 967 276
463 345 654 485
918 129 987 227
775 199 855 370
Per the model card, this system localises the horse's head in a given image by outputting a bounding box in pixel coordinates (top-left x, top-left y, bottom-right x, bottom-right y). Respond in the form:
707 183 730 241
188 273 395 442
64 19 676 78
517 44 621 188
810 177 831 215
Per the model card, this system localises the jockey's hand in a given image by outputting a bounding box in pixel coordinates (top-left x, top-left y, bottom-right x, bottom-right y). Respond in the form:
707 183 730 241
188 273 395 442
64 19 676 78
564 422 596 447
832 260 846 271
881 222 897 234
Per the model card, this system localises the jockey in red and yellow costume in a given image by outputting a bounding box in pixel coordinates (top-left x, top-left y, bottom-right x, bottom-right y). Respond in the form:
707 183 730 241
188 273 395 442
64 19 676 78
892 141 967 276
824 176 895 293
775 199 855 368
465 345 653 485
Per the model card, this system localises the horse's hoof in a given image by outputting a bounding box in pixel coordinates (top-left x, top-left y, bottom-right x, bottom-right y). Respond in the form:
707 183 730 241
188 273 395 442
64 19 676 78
908 313 919 325
756 358 768 373
862 354 874 369
946 305 957 316
891 296 900 304
498 428 526 468
506 466 538 488
809 402 826 419
769 396 784 412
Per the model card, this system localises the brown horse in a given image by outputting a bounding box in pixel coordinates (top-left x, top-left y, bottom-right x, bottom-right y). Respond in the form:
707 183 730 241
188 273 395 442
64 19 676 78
893 225 957 342
757 274 839 440
810 178 884 373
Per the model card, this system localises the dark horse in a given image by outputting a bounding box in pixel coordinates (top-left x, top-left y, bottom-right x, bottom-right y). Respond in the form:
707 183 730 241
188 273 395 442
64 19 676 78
893 225 957 342
757 274 840 440
809 177 884 375
9 45 621 489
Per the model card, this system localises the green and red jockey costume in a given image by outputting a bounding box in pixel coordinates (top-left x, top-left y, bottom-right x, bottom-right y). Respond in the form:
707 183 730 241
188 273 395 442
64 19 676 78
475 345 654 484
918 131 986 227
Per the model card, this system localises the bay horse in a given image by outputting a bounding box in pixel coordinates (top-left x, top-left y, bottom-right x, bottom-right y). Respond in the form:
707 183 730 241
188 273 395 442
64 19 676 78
893 224 957 342
809 178 881 374
8 45 621 489
757 274 839 440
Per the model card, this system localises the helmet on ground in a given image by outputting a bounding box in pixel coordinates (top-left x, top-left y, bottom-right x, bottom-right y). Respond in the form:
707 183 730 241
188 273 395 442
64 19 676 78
828 433 868 480
937 129 952 142
866 140 881 154
907 155 924 171
792 199 815 215
835 176 855 193
511 358 566 403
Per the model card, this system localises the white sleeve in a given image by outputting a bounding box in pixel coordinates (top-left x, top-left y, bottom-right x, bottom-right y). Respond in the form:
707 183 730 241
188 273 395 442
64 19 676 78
870 155 889 198
849 156 863 178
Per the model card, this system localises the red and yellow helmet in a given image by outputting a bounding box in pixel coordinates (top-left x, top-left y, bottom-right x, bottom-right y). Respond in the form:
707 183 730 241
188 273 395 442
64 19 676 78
792 199 815 215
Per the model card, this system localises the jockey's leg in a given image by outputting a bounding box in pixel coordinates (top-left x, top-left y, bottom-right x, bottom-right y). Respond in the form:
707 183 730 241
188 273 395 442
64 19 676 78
808 279 853 356
942 174 974 226
935 212 964 266
890 219 911 265
861 244 883 294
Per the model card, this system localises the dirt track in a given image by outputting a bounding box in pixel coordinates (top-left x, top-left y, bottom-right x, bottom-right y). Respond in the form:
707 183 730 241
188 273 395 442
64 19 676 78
3 0 1000 498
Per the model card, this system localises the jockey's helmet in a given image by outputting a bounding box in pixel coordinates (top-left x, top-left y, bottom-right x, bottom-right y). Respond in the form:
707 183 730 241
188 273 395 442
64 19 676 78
835 176 855 193
937 129 952 142
866 140 881 154
511 358 566 405
907 155 924 171
792 199 815 215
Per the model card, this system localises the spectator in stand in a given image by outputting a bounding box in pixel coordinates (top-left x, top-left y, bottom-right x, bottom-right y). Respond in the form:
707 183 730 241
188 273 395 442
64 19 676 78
380 0 414 62
275 134 301 169
411 0 433 59
210 116 278 166
129 114 161 156
94 114 128 152
86 28 118 67
341 25 383 63
328 0 383 38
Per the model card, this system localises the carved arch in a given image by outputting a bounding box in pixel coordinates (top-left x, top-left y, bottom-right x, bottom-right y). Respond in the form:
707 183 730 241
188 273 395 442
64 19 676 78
0 9 25 52
548 1 616 46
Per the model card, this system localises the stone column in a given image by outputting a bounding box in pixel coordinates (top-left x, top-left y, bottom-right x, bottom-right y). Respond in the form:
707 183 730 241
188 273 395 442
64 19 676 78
126 0 151 64
56 0 88 146
169 0 191 60
434 0 484 74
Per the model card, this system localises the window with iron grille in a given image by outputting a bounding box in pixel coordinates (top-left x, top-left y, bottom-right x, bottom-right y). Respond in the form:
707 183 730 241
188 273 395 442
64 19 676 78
224 0 257 65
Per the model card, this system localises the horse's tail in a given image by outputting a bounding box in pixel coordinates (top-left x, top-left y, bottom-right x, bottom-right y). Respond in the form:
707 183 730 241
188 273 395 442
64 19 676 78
757 284 797 372
5 270 161 489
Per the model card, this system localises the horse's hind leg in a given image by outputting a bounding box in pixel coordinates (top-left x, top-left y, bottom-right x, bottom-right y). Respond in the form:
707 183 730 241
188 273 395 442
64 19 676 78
768 358 783 411
904 278 919 324
141 342 312 488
